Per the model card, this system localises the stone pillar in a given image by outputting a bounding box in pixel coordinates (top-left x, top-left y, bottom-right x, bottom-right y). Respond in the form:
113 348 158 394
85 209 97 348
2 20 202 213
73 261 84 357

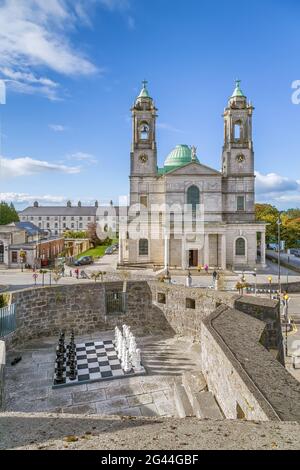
164 235 169 270
181 238 187 270
221 234 226 270
118 237 123 265
260 231 266 267
204 234 210 266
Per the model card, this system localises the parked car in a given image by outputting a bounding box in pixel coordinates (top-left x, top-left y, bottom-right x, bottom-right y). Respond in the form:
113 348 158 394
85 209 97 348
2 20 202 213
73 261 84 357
105 247 114 255
74 256 93 266
290 248 300 256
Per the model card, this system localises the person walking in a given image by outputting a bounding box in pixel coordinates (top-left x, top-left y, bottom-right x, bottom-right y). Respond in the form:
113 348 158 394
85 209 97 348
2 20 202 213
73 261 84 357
186 270 192 288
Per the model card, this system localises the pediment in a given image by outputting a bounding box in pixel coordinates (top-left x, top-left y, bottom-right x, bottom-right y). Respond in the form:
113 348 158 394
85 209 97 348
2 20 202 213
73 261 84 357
165 162 221 177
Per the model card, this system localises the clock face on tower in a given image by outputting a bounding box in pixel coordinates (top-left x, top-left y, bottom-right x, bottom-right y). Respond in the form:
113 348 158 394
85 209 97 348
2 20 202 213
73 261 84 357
139 154 148 164
236 154 245 163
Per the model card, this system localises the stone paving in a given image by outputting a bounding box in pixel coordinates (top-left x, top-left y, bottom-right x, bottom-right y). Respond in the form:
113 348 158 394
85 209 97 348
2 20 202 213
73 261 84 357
4 331 201 417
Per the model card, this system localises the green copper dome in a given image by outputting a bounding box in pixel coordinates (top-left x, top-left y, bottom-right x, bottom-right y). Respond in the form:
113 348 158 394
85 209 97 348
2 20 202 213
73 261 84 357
231 79 245 98
163 144 199 172
137 80 151 99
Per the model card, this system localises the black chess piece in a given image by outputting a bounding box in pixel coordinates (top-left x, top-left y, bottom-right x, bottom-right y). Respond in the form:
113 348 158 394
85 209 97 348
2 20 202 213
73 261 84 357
69 365 77 381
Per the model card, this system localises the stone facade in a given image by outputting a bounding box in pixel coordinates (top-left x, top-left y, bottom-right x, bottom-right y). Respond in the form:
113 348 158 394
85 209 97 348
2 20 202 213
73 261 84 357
120 81 266 270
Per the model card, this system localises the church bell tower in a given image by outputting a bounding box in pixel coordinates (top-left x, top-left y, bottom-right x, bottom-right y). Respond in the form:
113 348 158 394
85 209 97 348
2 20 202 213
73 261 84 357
222 80 254 177
130 81 158 176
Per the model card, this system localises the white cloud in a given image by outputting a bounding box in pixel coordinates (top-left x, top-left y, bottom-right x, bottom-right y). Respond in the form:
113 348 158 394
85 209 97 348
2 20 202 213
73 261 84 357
49 124 67 132
0 0 99 99
0 155 81 178
255 171 299 194
0 192 66 205
255 171 300 208
66 152 97 164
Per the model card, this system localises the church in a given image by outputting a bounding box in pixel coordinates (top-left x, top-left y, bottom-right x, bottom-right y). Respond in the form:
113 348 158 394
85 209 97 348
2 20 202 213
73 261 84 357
119 80 266 271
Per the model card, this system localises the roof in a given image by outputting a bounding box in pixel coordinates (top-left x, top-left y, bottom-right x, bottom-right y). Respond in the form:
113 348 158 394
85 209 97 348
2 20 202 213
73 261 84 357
18 206 121 216
231 79 245 98
161 144 200 173
15 221 45 236
137 80 151 99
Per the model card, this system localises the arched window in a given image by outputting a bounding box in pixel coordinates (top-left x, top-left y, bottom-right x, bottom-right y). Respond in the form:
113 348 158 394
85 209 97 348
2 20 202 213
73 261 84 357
139 239 148 256
234 121 242 140
236 238 246 256
187 185 200 211
0 242 4 263
140 123 149 140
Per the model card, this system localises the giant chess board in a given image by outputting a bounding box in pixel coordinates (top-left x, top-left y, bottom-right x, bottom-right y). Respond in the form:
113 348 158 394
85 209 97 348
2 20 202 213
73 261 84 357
52 338 146 389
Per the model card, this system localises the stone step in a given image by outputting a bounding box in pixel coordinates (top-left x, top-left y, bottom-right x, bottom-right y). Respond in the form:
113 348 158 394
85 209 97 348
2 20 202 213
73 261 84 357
182 371 207 405
173 382 194 418
194 391 224 420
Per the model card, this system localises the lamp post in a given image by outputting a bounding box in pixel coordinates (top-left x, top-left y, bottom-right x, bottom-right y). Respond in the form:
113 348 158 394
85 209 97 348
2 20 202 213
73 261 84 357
268 275 272 299
277 216 282 295
283 293 289 357
287 255 290 290
253 268 257 296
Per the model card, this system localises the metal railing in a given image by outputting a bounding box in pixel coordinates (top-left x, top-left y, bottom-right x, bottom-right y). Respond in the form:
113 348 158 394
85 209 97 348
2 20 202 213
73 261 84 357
0 304 16 337
106 292 127 314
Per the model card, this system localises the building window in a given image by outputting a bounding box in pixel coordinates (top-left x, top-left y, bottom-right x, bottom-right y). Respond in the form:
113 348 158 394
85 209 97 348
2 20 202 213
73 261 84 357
79 223 82 228
186 298 196 309
63 217 66 221
71 223 74 229
79 217 82 221
46 223 50 229
187 185 200 212
39 217 42 221
236 238 246 256
157 292 166 304
55 223 58 228
237 196 245 211
46 217 50 221
71 217 74 221
63 223 66 228
31 217 34 221
140 122 149 140
234 122 242 140
140 195 148 208
11 251 18 263
139 239 148 256
55 231 58 235
39 223 42 228
87 217 91 221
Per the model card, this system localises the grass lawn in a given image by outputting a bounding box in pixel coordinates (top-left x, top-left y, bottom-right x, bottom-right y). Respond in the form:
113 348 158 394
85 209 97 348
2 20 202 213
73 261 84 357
75 245 109 259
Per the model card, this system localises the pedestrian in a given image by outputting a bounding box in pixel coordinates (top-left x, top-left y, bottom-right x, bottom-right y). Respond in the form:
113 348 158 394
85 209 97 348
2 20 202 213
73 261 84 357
69 269 72 277
61 265 65 277
75 268 79 279
186 270 192 288
204 264 209 274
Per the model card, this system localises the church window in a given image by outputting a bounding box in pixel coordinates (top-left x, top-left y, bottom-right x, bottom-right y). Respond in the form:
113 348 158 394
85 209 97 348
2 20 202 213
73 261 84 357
187 185 200 211
139 238 148 256
236 238 246 256
234 122 242 140
140 195 148 208
237 196 245 211
140 122 149 140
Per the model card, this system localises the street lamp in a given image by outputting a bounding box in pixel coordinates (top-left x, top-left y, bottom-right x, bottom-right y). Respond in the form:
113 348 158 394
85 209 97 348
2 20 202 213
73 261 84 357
277 216 282 295
253 267 257 296
283 293 289 357
268 275 272 299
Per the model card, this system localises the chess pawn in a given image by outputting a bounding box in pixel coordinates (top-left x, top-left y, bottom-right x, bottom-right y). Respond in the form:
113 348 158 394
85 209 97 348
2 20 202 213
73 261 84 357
117 337 123 359
54 368 64 384
133 348 143 372
121 340 127 367
69 364 77 381
123 350 132 374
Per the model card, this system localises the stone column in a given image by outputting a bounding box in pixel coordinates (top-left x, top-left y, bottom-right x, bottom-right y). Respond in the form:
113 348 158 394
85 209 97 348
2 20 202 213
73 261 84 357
260 231 266 267
221 234 226 270
164 234 169 270
204 234 210 266
181 238 187 270
118 237 123 265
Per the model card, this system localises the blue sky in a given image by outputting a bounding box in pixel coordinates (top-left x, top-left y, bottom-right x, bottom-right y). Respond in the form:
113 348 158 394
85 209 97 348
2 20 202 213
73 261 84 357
0 0 300 209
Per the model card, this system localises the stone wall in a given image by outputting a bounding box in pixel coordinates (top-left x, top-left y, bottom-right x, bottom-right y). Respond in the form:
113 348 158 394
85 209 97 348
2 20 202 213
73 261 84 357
234 296 284 365
0 340 5 410
148 281 238 338
7 282 172 349
201 305 300 423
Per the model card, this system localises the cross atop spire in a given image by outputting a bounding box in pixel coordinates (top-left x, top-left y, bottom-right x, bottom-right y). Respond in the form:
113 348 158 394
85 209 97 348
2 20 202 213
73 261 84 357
137 79 151 99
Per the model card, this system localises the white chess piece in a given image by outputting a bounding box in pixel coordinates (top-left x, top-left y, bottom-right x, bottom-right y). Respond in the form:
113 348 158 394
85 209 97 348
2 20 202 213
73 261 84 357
123 350 132 373
121 340 127 367
133 348 143 372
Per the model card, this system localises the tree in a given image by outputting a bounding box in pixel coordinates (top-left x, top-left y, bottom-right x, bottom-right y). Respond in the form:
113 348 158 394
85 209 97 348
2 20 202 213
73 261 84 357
255 204 280 244
63 230 88 239
0 201 19 225
284 208 300 220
